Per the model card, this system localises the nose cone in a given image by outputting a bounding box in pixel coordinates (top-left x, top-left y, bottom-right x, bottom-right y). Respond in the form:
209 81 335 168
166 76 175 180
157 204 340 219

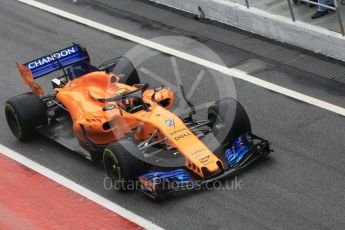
185 152 224 178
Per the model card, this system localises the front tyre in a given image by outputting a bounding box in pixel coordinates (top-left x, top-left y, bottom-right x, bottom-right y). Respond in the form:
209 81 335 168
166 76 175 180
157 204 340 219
5 93 48 141
208 98 251 147
103 138 146 191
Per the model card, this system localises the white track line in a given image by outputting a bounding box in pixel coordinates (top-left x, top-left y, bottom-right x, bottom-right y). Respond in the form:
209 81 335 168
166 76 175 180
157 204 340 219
0 144 163 230
17 0 345 117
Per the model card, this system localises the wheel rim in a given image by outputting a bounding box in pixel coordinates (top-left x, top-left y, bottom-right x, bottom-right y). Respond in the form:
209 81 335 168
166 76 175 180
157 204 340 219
5 104 21 139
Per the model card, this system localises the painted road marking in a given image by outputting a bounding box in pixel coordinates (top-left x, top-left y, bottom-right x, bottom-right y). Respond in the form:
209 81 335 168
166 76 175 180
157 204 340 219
16 0 345 117
0 144 163 230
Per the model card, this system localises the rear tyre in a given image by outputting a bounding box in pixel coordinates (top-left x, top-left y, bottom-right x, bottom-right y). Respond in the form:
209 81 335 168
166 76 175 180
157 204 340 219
5 93 48 141
208 98 251 147
110 57 140 85
103 138 146 191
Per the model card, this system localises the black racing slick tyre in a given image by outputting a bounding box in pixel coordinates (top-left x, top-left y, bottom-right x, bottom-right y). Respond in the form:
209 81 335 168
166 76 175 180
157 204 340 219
5 93 48 142
208 98 251 147
100 56 140 86
115 57 140 86
103 138 146 191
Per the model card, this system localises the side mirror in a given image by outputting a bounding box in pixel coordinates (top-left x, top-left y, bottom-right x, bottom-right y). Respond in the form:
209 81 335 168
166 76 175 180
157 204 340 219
153 85 164 92
151 85 165 101
110 75 117 83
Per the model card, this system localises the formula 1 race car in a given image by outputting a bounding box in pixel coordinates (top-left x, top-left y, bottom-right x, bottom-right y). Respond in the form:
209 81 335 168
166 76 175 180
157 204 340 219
5 43 271 198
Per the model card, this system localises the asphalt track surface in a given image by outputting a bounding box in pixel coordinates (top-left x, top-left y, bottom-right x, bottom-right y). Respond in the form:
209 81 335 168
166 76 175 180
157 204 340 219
1 0 345 229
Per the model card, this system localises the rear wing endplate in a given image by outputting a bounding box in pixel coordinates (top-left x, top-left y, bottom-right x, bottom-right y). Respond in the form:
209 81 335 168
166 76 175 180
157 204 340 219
17 63 45 96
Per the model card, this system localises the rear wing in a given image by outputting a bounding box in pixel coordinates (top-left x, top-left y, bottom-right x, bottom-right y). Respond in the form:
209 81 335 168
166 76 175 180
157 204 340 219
17 43 90 96
22 43 90 79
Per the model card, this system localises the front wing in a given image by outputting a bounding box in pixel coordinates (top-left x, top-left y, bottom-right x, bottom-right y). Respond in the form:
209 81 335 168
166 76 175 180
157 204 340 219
139 133 272 198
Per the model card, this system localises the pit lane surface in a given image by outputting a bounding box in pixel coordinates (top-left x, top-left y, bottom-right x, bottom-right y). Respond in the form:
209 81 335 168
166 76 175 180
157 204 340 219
1 0 345 229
